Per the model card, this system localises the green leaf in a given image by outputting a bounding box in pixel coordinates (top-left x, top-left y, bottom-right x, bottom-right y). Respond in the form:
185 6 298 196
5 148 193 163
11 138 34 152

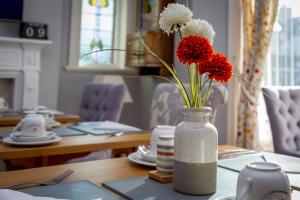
89 38 96 50
89 0 97 6
97 39 104 50
135 29 191 107
101 0 109 7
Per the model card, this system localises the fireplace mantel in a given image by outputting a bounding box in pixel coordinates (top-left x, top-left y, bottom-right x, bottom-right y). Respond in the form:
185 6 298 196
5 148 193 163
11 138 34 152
0 36 52 110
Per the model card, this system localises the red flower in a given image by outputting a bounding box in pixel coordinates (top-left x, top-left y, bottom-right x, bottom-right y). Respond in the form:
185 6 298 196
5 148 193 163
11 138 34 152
199 53 233 83
176 36 213 64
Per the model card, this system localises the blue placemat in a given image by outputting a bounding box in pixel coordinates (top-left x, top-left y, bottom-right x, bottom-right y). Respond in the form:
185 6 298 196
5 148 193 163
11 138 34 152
102 168 238 200
22 180 120 200
218 152 300 188
53 127 87 137
69 122 120 136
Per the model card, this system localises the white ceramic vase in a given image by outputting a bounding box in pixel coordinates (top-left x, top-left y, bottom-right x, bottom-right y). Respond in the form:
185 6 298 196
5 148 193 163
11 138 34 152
173 107 218 195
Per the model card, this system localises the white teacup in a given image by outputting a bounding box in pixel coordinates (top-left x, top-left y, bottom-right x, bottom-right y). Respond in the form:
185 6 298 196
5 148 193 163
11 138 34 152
0 97 8 109
150 125 175 156
36 109 56 126
36 109 51 120
236 162 291 200
13 114 47 137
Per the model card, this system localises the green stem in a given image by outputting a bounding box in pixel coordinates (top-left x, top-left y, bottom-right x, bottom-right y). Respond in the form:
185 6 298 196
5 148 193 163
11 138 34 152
136 30 191 107
233 73 280 106
200 77 210 90
203 79 213 106
198 67 202 107
195 70 200 107
186 64 192 100
190 64 195 106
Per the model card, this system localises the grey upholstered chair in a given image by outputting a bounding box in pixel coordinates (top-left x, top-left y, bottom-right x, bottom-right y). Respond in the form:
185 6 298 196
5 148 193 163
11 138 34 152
79 83 126 122
68 83 126 163
150 83 228 129
263 86 300 157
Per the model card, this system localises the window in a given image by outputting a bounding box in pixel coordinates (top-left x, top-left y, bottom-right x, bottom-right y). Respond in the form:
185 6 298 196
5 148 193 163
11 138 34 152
67 0 127 69
80 0 115 65
264 0 300 86
259 0 300 150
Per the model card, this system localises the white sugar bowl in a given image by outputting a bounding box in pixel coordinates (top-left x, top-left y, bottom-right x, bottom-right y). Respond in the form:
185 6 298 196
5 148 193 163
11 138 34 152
236 162 291 200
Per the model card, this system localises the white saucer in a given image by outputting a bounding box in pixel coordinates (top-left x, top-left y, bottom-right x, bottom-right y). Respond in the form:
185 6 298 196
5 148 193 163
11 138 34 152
128 152 156 167
11 132 57 142
3 135 61 146
137 145 156 163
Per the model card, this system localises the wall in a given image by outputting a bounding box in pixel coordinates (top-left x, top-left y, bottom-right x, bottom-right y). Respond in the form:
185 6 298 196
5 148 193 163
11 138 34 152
23 0 64 109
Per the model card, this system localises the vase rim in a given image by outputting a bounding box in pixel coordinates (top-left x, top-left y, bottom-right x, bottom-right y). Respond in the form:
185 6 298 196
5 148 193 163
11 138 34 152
181 106 212 113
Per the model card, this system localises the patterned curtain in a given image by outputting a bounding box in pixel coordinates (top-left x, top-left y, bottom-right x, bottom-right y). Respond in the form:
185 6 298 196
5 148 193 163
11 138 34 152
236 0 278 148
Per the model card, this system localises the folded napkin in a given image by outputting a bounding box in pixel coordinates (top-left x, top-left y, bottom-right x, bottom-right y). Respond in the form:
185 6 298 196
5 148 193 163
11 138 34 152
94 121 142 132
0 189 67 200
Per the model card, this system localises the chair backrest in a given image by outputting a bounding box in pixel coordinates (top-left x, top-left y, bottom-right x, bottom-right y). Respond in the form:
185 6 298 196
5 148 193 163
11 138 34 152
79 83 125 122
262 87 300 156
150 83 228 129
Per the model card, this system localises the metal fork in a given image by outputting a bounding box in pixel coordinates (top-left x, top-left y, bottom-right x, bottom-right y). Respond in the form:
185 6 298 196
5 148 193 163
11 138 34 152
3 169 74 190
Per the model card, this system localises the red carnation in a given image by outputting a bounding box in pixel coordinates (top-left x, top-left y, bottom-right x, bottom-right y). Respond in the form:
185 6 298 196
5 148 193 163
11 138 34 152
199 53 233 83
176 36 213 65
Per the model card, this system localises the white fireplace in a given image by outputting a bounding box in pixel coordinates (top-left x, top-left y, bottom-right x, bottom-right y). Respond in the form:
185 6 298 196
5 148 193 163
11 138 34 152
0 36 51 110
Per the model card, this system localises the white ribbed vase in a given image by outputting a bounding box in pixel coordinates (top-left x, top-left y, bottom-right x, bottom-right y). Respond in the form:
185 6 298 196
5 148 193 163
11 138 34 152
173 107 218 195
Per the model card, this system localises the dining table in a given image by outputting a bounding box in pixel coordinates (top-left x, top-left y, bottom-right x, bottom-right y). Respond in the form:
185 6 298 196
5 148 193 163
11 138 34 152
0 146 299 199
0 125 151 167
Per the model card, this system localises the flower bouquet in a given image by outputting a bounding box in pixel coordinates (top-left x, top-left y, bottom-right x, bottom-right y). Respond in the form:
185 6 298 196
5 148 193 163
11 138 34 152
152 3 232 108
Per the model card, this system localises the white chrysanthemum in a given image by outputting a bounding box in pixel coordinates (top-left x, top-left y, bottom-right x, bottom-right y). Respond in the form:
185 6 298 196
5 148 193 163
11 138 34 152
159 3 193 35
181 19 215 44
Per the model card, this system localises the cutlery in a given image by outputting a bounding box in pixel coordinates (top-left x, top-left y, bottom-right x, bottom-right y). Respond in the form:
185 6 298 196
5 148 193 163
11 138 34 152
260 154 300 174
3 169 74 190
219 151 256 159
113 131 124 137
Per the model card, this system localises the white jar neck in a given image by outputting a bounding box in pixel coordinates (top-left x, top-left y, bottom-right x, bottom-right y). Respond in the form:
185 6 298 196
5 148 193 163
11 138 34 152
183 112 210 123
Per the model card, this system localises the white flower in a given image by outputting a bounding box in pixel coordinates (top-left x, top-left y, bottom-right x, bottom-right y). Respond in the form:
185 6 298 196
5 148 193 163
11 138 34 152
159 3 193 35
181 19 215 44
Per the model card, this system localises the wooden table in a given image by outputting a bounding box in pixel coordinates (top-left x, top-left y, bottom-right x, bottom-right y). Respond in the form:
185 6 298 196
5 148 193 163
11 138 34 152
0 149 299 199
0 131 151 160
0 124 150 168
0 115 80 126
0 145 241 187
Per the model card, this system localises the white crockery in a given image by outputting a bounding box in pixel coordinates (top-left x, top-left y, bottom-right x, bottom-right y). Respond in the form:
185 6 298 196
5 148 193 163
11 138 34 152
11 132 56 142
150 125 175 156
137 145 156 163
0 97 8 109
13 114 47 137
236 162 291 200
3 136 61 146
36 109 61 128
128 152 156 167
